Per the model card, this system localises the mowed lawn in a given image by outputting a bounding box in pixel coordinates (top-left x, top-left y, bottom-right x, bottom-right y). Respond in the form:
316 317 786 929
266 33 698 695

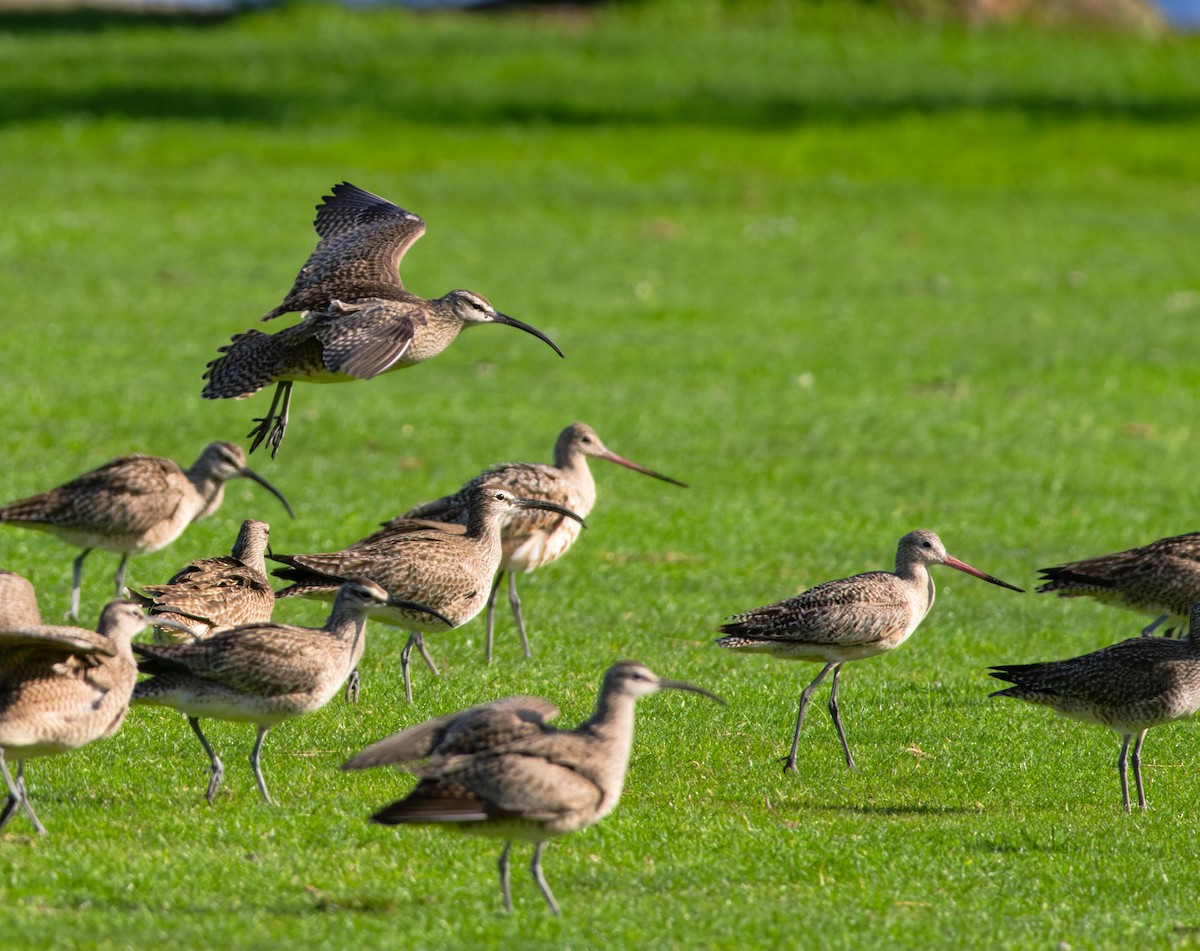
0 2 1199 947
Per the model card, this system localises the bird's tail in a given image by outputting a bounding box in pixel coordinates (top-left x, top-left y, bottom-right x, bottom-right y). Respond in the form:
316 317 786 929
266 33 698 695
201 328 286 399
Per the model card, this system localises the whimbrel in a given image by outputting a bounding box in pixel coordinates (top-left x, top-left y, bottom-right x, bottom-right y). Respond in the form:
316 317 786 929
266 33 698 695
394 421 686 663
132 581 449 805
990 603 1200 811
271 484 586 702
130 519 274 643
1036 531 1200 637
717 530 1023 771
201 182 564 456
0 601 185 834
343 660 723 914
0 442 293 620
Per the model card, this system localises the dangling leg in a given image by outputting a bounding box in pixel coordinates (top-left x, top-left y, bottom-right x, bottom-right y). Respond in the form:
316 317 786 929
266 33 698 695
247 381 291 457
1141 615 1169 637
1130 729 1147 811
114 553 130 598
529 841 560 916
498 840 514 913
827 664 857 772
266 381 293 458
249 726 272 805
69 548 92 621
1117 733 1133 813
782 662 837 773
484 572 503 664
345 667 360 704
508 572 530 659
188 717 225 805
0 751 17 831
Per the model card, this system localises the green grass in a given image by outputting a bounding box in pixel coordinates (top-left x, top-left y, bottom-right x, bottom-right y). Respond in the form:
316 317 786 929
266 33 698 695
1 1 1199 947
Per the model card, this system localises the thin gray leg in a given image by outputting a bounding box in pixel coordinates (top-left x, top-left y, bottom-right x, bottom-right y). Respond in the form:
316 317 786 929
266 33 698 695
114 553 130 598
1118 733 1132 813
267 381 293 458
1141 615 1169 637
415 633 439 676
783 662 837 773
828 664 857 772
485 572 503 664
508 572 530 659
530 841 560 916
345 667 360 704
1131 729 1147 811
400 633 417 702
0 759 45 835
498 840 513 913
188 717 225 805
249 726 272 805
70 548 92 621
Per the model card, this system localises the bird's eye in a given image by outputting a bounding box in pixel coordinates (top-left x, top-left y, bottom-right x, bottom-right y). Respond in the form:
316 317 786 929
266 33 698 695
922 541 932 548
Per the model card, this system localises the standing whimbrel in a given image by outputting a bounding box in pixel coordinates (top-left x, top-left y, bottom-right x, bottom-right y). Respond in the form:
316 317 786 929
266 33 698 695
343 660 722 915
394 421 686 663
0 601 186 834
132 581 449 805
201 182 564 456
271 484 586 702
130 519 274 643
0 442 294 620
717 530 1023 772
1036 531 1200 636
990 603 1200 811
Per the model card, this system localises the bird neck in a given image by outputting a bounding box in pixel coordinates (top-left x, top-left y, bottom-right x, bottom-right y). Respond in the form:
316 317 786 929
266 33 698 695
465 504 504 541
577 686 638 807
186 467 229 521
894 560 936 614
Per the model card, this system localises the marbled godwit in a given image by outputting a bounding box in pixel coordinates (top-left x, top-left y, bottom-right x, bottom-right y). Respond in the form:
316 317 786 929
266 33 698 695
343 660 722 914
201 182 564 456
0 601 186 834
132 581 449 805
717 530 1023 772
394 421 686 664
271 484 585 702
1036 532 1200 636
990 603 1200 811
0 442 293 621
130 519 274 643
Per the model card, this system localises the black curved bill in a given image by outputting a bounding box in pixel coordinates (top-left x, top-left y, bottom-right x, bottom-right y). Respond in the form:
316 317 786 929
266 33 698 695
659 679 726 705
240 466 296 519
515 497 587 528
386 597 454 628
495 312 565 359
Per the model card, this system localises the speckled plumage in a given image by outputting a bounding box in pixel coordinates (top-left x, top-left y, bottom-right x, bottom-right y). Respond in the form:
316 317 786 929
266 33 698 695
0 571 42 632
132 580 432 805
717 530 1023 771
395 422 686 662
271 484 585 702
0 442 293 620
131 519 274 643
0 601 168 834
991 604 1200 811
1036 531 1200 635
343 660 722 915
201 183 563 457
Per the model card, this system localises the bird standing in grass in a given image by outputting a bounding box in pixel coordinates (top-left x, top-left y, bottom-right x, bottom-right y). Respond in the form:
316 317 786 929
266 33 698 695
990 602 1200 812
0 442 293 620
717 530 1023 772
130 519 275 643
393 421 686 663
343 660 723 915
132 580 449 806
201 182 564 456
0 601 187 834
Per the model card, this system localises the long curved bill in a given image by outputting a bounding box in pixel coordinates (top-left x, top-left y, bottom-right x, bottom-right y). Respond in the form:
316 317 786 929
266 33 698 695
385 597 455 629
514 496 587 528
495 312 565 359
659 678 726 705
240 466 296 519
944 555 1024 593
601 449 687 488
